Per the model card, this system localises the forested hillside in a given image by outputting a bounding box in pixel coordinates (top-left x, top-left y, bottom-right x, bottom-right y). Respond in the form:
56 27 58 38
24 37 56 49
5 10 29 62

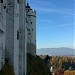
27 53 52 75
0 54 52 75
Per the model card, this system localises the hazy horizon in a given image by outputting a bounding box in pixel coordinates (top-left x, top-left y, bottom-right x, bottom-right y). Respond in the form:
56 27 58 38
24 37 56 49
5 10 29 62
36 47 75 56
37 47 75 49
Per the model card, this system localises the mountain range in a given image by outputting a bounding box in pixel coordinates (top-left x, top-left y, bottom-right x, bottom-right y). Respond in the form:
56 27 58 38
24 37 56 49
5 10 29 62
36 47 75 56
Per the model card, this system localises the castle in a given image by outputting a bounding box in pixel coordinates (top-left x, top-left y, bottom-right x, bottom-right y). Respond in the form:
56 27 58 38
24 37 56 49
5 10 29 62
0 0 36 75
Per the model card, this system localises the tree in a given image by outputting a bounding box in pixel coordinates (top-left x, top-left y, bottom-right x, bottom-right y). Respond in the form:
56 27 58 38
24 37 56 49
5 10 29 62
0 59 14 75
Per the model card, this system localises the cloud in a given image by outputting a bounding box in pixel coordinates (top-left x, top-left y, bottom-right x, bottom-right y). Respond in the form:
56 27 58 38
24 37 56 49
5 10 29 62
28 0 74 16
39 24 74 31
37 19 53 23
37 7 57 13
37 7 74 16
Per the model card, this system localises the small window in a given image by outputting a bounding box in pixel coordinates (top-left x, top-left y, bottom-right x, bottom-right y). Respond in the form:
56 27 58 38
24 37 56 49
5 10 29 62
4 6 6 9
0 29 3 36
28 33 31 35
17 0 19 3
17 30 19 40
35 40 36 42
27 9 29 12
32 28 33 31
0 0 3 3
31 22 32 24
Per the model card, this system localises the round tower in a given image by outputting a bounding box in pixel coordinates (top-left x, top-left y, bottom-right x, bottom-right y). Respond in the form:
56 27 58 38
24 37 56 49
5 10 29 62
26 2 36 56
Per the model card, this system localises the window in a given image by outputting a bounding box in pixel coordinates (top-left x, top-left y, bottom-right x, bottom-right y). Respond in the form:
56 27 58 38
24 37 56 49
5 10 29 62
31 22 32 24
27 9 29 12
17 0 19 3
4 6 6 9
32 28 33 31
0 0 3 3
0 29 3 37
17 30 19 40
28 33 31 35
35 40 36 42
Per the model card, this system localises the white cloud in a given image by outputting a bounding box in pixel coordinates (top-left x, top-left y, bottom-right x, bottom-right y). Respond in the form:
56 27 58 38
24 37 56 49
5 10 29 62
39 24 74 31
37 7 74 16
28 0 74 16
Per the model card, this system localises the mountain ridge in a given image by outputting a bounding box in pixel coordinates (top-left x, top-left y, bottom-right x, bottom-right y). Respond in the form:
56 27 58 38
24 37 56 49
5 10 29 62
37 47 75 56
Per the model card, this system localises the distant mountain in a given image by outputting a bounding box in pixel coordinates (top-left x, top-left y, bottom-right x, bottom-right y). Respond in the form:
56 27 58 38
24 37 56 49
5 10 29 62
36 47 75 56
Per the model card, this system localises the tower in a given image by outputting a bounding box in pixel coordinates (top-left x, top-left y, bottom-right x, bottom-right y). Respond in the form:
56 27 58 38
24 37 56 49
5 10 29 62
5 0 27 75
26 2 36 56
0 0 36 75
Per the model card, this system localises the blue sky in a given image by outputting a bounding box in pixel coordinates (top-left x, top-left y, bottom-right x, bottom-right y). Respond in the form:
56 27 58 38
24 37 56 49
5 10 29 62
28 0 74 49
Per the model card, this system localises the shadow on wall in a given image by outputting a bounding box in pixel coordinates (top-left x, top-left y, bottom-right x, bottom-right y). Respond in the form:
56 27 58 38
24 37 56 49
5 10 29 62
0 59 15 75
27 43 36 55
27 53 52 75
